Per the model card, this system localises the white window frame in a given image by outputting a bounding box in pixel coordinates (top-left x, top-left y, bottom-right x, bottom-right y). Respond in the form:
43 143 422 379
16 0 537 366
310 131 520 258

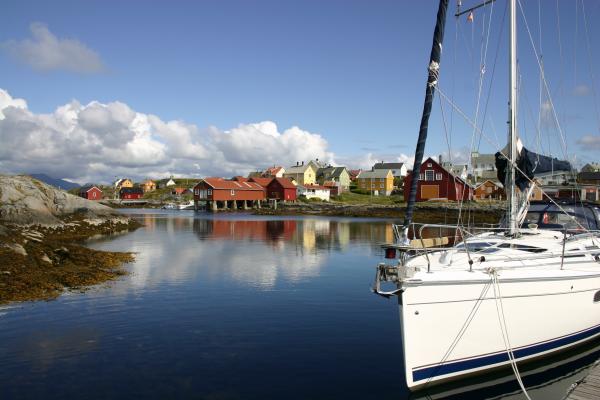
425 170 435 181
435 173 442 181
207 189 212 195
231 190 235 196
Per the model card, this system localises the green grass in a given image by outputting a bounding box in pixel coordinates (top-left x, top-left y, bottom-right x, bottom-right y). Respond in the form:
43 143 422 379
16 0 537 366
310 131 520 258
331 191 405 205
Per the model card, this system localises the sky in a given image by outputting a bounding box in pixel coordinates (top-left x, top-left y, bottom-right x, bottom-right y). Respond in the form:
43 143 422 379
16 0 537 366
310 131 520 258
1 0 599 184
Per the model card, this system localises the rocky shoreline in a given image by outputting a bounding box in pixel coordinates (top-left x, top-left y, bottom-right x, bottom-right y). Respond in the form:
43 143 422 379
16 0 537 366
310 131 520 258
254 201 504 224
0 175 140 304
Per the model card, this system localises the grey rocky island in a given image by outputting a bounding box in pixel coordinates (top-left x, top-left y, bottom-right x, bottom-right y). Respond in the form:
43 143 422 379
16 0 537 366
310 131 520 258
0 175 139 304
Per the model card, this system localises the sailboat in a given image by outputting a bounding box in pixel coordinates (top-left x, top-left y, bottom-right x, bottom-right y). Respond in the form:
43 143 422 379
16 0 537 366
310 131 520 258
373 0 600 392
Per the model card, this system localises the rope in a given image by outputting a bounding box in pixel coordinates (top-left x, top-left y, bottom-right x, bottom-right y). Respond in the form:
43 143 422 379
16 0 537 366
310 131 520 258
436 85 591 233
488 267 533 400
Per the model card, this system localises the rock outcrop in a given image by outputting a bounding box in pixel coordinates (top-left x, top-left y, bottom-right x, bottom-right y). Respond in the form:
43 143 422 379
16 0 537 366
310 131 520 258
0 175 114 224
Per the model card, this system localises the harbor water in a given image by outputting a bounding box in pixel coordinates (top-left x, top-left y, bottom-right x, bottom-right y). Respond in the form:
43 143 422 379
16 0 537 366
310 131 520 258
1 210 598 399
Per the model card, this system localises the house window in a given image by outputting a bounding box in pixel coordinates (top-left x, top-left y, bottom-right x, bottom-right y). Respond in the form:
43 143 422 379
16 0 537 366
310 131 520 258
207 189 212 195
436 173 442 181
231 190 235 196
427 163 432 167
425 170 435 181
419 173 424 180
194 189 199 195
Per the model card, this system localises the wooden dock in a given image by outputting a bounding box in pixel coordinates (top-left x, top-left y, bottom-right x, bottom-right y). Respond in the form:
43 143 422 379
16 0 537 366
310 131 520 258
566 361 600 400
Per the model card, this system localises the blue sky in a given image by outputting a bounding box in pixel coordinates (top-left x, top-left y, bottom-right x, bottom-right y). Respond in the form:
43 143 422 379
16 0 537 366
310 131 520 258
1 0 599 182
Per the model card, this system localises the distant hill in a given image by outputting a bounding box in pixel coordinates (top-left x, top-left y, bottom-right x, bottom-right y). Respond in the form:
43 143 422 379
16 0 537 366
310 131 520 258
29 174 80 190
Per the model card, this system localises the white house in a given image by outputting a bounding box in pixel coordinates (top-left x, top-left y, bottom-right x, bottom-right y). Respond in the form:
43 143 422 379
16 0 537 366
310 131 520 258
297 184 331 201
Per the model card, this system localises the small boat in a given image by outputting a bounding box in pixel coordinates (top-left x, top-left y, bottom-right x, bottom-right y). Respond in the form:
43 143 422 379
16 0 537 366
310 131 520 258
372 0 600 393
161 203 177 210
177 200 195 210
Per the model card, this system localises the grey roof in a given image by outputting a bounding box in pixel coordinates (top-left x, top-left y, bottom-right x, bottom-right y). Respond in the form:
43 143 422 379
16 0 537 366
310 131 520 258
357 169 392 179
317 166 347 179
373 162 405 170
471 153 496 163
286 164 313 174
579 171 600 181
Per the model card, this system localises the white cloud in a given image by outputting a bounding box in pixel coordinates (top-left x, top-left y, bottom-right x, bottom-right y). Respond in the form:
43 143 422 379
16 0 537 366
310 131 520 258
2 23 104 73
0 88 333 184
577 135 600 151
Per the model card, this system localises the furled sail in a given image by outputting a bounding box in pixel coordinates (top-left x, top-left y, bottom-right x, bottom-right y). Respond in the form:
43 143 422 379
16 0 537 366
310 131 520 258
495 145 572 191
402 0 449 236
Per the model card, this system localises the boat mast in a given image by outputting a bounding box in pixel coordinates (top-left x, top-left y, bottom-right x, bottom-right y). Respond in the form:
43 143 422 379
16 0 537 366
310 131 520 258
401 0 449 242
507 0 518 235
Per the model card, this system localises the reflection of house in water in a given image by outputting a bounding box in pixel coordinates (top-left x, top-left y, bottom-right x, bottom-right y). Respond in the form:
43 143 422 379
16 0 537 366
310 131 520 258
193 219 297 243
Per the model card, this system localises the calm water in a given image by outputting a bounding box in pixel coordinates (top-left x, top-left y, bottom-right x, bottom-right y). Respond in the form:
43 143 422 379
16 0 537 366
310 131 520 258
1 210 598 399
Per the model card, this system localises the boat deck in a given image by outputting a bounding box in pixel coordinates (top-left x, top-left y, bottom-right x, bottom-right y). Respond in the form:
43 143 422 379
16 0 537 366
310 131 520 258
566 361 600 400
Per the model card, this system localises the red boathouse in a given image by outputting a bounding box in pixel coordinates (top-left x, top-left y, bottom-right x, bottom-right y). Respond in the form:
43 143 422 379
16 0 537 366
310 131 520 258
120 187 144 200
193 178 266 211
78 185 103 201
403 157 473 202
266 177 297 202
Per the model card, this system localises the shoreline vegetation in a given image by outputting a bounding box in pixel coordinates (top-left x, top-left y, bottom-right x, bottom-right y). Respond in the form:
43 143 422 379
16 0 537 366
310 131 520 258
0 175 141 304
254 200 504 224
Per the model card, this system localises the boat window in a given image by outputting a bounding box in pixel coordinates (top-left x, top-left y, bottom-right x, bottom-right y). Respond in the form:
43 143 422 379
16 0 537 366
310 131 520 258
593 291 600 303
455 242 499 253
523 209 597 231
497 243 546 253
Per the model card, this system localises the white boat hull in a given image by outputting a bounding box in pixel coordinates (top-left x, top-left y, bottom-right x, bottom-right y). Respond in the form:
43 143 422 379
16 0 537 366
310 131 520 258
401 271 600 390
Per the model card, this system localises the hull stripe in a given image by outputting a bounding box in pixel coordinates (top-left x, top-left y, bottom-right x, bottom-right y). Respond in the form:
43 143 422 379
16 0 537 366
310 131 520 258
413 323 600 382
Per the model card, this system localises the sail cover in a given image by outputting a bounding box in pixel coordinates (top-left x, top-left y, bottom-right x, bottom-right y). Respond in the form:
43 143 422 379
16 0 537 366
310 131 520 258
495 147 572 191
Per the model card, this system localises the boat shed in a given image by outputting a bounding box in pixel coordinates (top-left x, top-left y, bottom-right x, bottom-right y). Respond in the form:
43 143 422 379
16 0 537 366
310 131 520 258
266 178 297 202
119 187 144 200
193 178 266 211
78 185 103 201
403 157 473 202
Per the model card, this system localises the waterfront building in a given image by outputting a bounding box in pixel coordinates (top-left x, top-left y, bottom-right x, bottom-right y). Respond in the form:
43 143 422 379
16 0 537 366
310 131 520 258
403 157 473 201
78 185 103 201
283 161 317 186
297 184 331 201
266 178 297 202
119 187 144 200
356 169 394 196
372 162 407 178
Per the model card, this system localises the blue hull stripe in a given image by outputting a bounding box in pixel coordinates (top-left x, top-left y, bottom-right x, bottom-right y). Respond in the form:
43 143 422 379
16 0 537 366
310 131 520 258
413 323 600 382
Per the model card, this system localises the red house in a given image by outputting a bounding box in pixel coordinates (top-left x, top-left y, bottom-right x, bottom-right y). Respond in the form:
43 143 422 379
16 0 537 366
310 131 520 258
266 178 297 202
193 178 266 210
79 185 103 201
403 157 473 202
120 187 144 200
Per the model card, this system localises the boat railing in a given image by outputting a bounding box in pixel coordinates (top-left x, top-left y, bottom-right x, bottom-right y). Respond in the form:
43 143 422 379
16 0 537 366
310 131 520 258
389 223 600 272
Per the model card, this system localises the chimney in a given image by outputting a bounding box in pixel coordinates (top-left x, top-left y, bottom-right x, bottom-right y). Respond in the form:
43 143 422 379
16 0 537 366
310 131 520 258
296 161 299 166
438 154 443 164
302 161 304 166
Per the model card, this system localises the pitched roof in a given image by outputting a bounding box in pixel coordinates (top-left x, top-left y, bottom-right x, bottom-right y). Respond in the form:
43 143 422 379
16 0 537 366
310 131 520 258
373 162 405 170
317 166 348 179
232 176 249 182
357 169 392 179
80 185 101 192
286 164 313 173
302 184 331 190
579 171 600 181
269 177 296 189
248 177 273 187
474 180 503 190
120 187 144 194
201 178 264 191
265 166 284 175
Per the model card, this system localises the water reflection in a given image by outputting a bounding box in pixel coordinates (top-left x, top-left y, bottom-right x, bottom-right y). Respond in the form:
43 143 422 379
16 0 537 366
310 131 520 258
414 338 600 399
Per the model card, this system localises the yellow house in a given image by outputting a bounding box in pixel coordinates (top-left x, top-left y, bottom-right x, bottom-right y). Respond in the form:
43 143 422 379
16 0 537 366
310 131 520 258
356 169 394 195
283 162 317 185
115 178 133 190
142 179 157 192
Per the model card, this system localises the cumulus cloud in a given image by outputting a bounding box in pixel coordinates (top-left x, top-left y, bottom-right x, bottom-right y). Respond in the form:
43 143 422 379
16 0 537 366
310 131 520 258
0 88 333 184
577 135 600 151
2 23 104 73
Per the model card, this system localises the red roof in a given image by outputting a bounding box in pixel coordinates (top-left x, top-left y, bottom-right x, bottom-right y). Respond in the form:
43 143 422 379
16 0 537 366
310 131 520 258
232 176 249 182
200 178 264 191
303 184 331 190
265 166 284 176
248 177 273 187
271 177 296 189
